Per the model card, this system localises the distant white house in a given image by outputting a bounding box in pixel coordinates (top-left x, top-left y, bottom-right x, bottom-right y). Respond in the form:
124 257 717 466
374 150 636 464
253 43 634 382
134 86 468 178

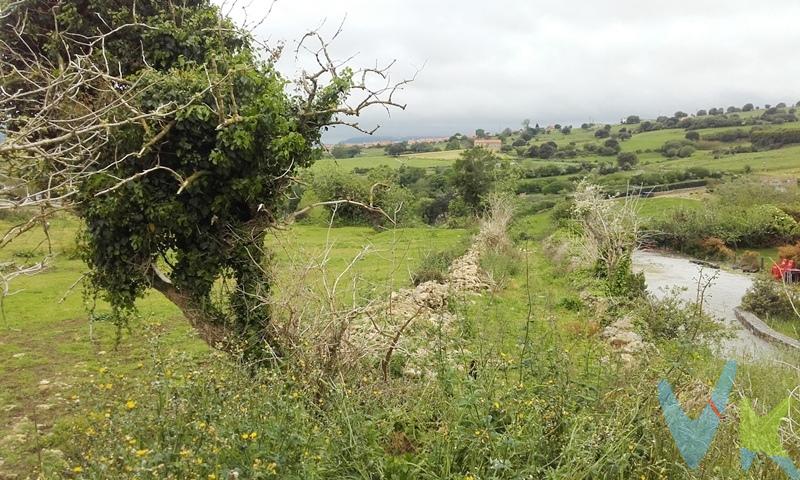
473 138 502 151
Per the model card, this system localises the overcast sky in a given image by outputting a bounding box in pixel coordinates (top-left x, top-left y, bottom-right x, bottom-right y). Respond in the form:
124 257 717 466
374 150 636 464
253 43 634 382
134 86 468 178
224 0 800 142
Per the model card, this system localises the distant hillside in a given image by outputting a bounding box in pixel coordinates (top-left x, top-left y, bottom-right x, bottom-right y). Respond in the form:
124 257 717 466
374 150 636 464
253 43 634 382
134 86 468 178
339 135 447 145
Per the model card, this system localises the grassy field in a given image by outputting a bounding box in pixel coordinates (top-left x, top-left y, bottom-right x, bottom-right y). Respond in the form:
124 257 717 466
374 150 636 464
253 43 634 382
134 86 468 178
8 109 800 477
323 114 800 183
0 215 468 475
6 206 800 478
315 152 462 171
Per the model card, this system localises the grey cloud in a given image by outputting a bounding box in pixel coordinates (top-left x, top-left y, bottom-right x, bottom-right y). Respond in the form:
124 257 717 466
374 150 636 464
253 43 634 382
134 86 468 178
224 0 800 141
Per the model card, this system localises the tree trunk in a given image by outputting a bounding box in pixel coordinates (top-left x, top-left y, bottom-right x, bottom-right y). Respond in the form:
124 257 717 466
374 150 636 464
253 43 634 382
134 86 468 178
147 265 229 349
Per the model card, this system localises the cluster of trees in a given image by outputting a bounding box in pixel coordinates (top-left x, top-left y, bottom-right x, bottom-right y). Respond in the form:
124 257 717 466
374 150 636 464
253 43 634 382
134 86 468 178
516 178 576 195
523 163 590 179
445 133 474 150
636 104 798 134
683 125 800 152
628 167 721 187
594 125 613 138
300 148 509 227
751 127 800 150
660 139 696 158
385 141 439 156
331 144 363 159
760 108 798 125
700 129 750 142
652 204 798 253
616 152 639 170
649 181 800 254
524 141 559 159
585 138 622 156
697 106 744 116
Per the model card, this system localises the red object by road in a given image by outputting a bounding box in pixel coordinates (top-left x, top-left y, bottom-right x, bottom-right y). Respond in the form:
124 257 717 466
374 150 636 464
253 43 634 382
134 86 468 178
772 258 797 280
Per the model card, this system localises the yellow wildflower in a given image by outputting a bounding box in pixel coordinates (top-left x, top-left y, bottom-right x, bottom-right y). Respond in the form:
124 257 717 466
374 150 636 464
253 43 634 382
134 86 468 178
125 400 137 410
72 466 83 473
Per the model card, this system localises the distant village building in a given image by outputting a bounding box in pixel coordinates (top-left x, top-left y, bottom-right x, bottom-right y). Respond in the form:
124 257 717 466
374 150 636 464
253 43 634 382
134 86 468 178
473 138 502 151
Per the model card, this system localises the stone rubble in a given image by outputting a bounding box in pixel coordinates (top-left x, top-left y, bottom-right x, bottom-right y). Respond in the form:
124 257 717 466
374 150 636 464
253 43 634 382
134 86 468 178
600 315 650 365
350 235 492 378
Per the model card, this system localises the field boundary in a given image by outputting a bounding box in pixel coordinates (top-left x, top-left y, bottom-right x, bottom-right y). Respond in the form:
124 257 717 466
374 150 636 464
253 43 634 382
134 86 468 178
734 308 800 350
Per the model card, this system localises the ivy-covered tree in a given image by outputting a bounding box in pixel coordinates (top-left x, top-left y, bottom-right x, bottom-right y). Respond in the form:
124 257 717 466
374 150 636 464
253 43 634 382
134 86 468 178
0 0 409 361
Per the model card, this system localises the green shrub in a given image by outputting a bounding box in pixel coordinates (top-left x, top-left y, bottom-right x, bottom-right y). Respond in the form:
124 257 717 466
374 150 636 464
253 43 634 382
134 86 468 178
634 288 722 342
660 139 695 158
306 166 418 226
480 246 522 286
751 127 800 150
677 145 695 158
600 256 646 298
541 179 573 195
651 204 800 251
411 241 470 285
702 128 750 142
550 198 575 224
696 237 734 261
741 277 799 319
411 250 457 285
737 250 762 272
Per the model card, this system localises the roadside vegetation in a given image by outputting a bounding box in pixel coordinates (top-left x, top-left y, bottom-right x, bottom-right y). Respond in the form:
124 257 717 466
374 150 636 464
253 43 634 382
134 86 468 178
5 1 800 478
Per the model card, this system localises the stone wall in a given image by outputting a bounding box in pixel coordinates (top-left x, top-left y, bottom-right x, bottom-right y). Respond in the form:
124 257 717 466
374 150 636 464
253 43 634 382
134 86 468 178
734 308 800 350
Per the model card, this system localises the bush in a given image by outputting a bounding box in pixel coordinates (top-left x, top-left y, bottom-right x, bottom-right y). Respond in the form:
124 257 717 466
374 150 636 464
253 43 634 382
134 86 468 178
660 139 695 158
516 179 543 194
677 145 695 158
651 204 800 251
697 237 734 261
542 179 574 195
421 194 453 225
550 198 576 224
741 277 799 319
412 248 462 285
702 128 750 143
331 144 362 158
737 251 761 272
450 148 497 212
634 289 721 342
616 152 639 170
480 247 522 288
602 257 646 298
778 242 800 262
603 138 621 153
751 127 800 150
306 166 416 226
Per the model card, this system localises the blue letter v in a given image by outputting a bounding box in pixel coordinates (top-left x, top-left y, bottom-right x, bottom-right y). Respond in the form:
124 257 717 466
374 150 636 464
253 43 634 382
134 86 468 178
658 360 737 470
